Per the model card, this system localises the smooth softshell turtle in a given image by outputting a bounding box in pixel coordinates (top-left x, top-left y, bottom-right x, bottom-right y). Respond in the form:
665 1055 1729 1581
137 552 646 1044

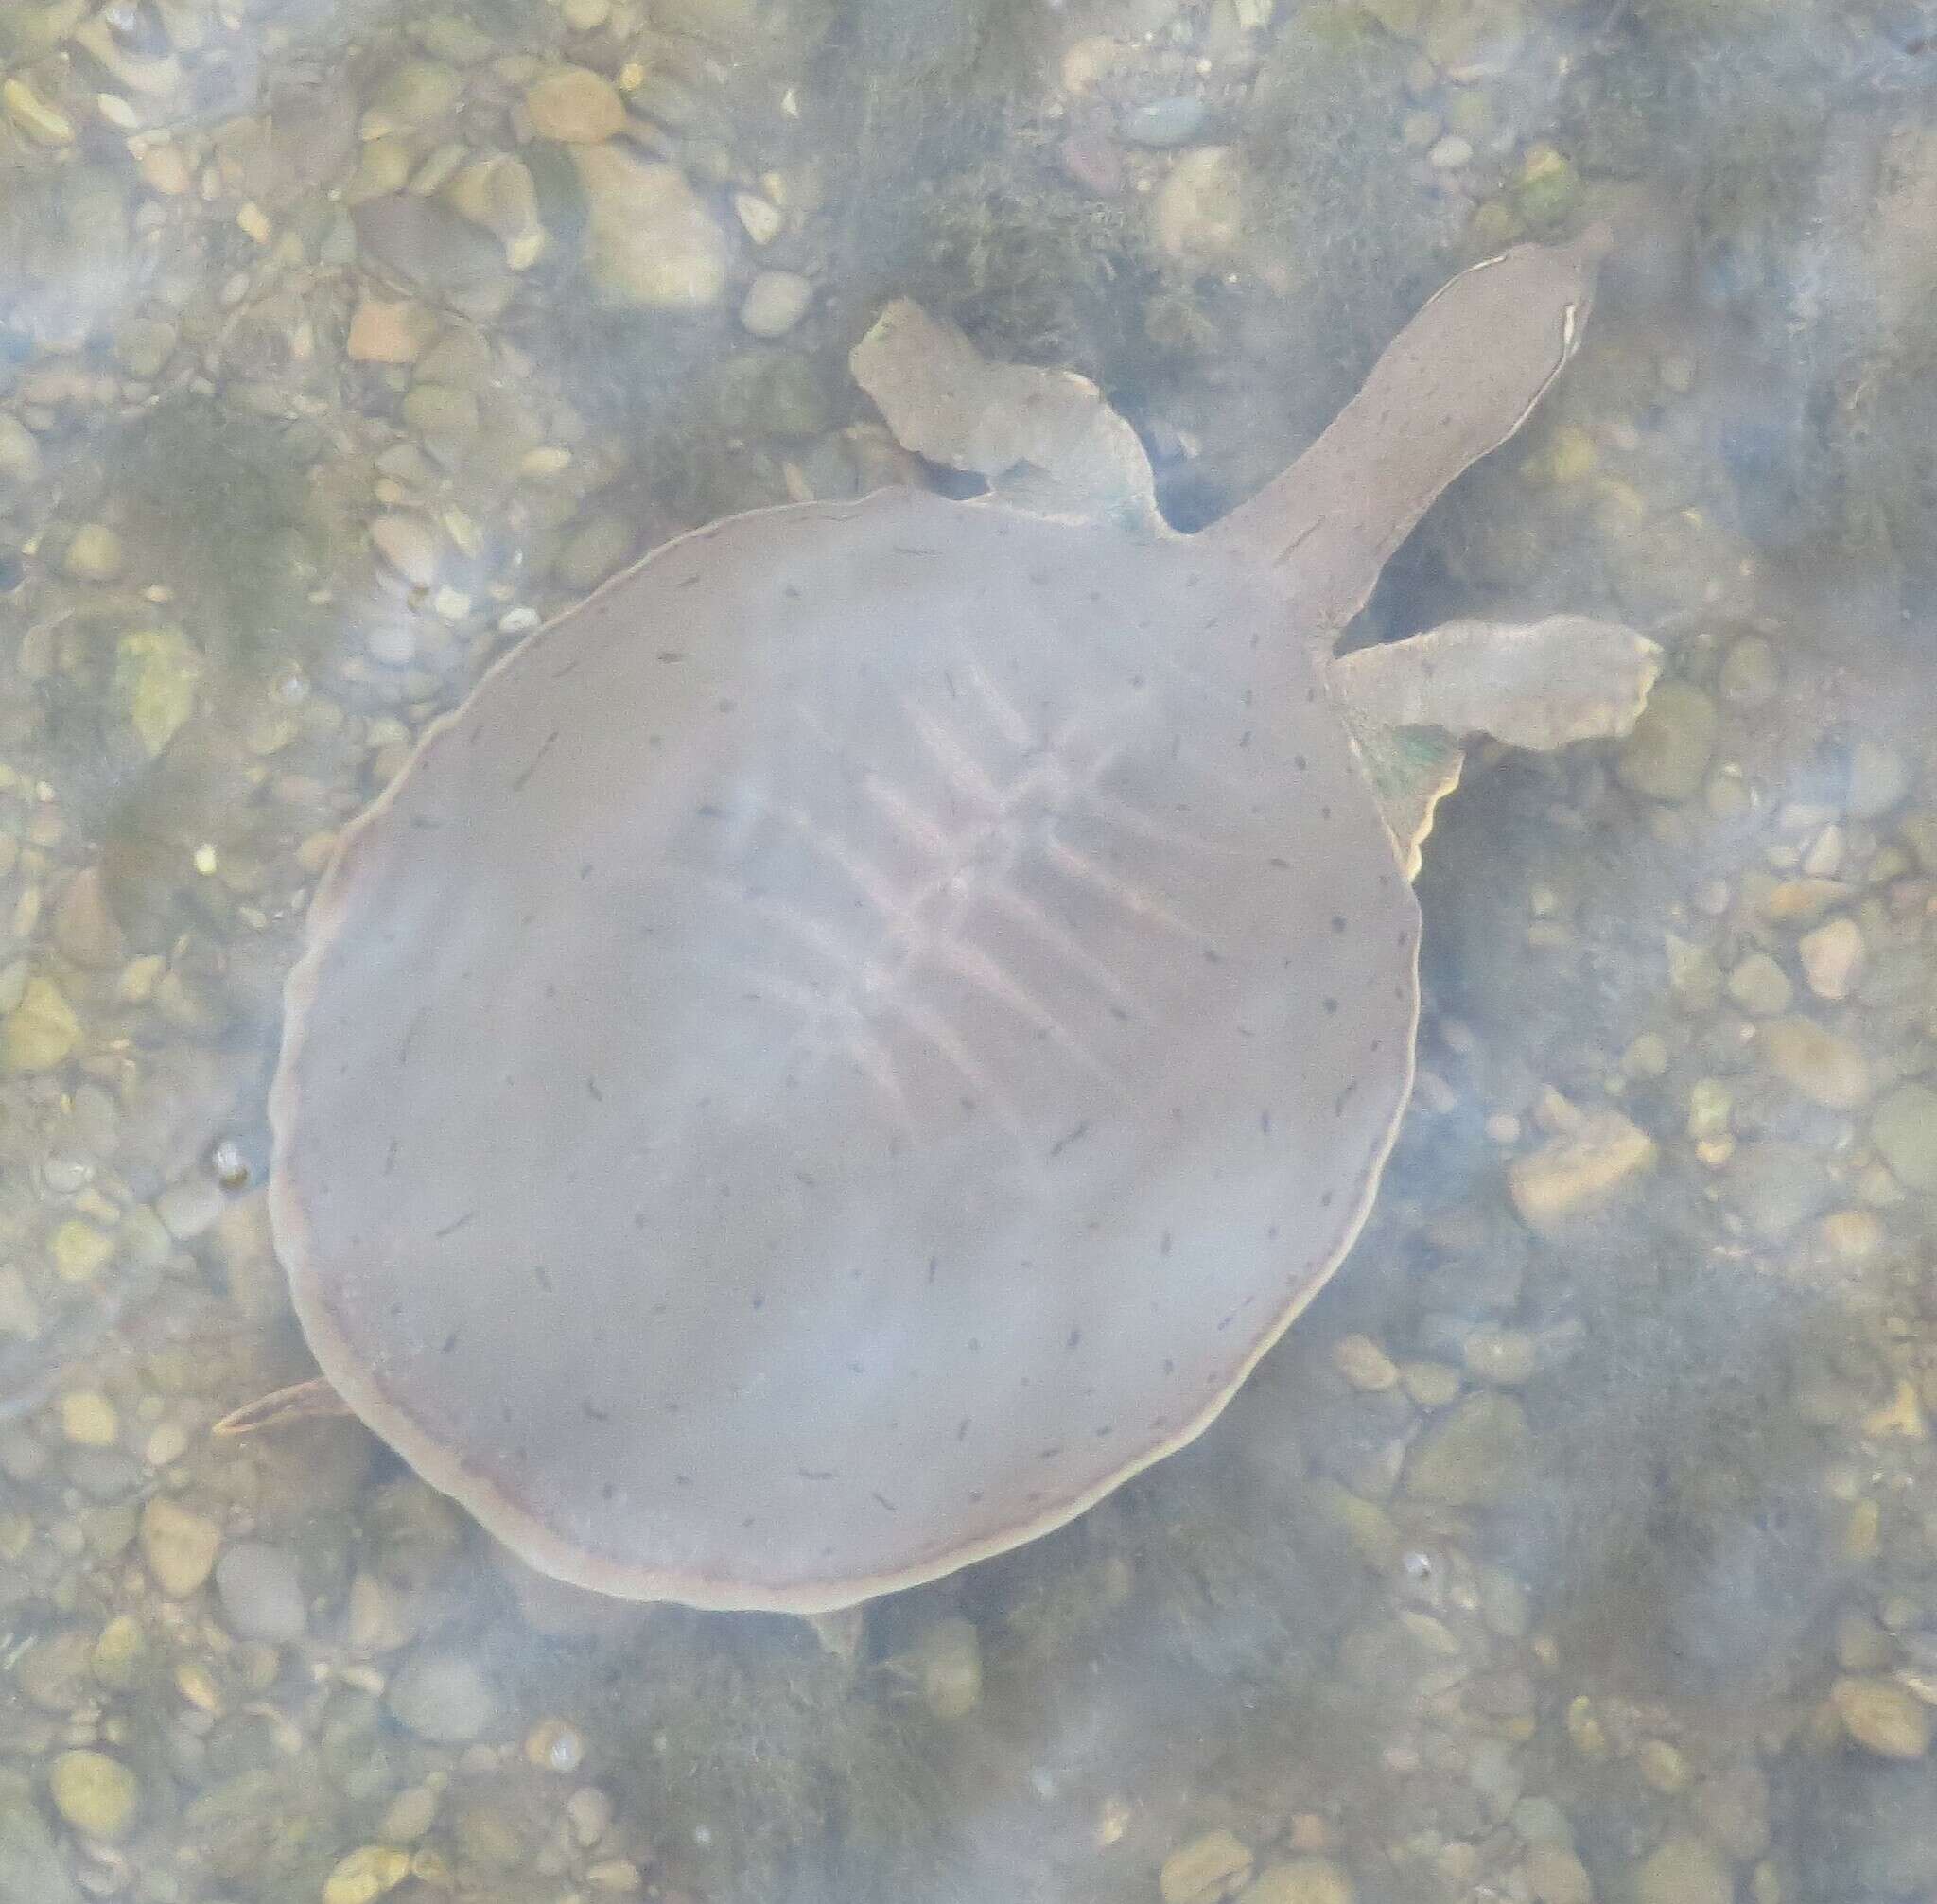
265 231 1660 1613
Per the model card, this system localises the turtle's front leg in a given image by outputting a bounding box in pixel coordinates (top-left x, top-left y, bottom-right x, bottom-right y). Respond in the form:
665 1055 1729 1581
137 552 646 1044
1325 614 1661 879
1328 615 1662 753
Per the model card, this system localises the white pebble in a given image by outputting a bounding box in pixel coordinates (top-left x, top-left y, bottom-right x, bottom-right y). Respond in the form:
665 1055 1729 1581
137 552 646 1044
215 1541 307 1642
155 1175 224 1242
1798 916 1864 1002
371 514 439 589
733 191 783 245
739 271 813 339
367 620 419 668
567 1785 615 1846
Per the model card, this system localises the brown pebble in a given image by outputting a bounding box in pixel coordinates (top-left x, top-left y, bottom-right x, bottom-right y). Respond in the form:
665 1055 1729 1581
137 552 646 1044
1060 128 1123 197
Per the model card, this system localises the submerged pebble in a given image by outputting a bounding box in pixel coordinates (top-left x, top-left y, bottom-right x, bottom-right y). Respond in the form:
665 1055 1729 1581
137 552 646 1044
907 1615 983 1719
47 1751 139 1841
1239 1859 1355 1903
1832 1675 1932 1757
1725 952 1791 1017
1872 1084 1937 1194
1405 1393 1530 1506
740 270 813 338
572 147 730 310
1614 681 1716 802
61 523 126 584
139 1495 221 1597
1758 1015 1870 1109
323 1844 411 1904
1724 1140 1830 1241
1846 739 1910 820
1798 917 1864 1000
1153 146 1246 266
524 66 627 143
4 977 80 1073
1632 1834 1732 1904
1160 1828 1254 1904
1122 96 1208 147
215 1541 307 1642
386 1650 498 1742
1508 1109 1656 1231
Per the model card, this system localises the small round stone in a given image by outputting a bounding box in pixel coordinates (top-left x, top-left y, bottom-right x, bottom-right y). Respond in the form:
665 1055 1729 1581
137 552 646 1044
215 1540 307 1642
1239 1858 1354 1904
1633 1834 1732 1904
1798 917 1864 1002
360 59 462 138
386 1650 498 1742
1832 1674 1932 1758
155 1175 224 1242
1462 1327 1537 1387
47 1750 140 1841
59 1391 118 1447
733 191 782 244
1725 952 1790 1018
1873 1084 1937 1193
5 977 80 1073
347 295 437 365
1523 1843 1592 1904
524 66 627 143
1614 681 1716 803
910 1616 982 1720
139 1495 221 1597
379 1784 438 1843
61 523 126 584
1723 1140 1829 1241
1122 96 1207 147
1758 1016 1870 1110
1637 1738 1690 1792
323 1844 411 1904
572 146 730 310
524 1717 586 1773
1846 738 1909 820
91 1615 148 1691
1718 633 1779 705
371 514 439 589
1160 1828 1254 1904
1152 146 1245 267
52 1219 113 1282
1332 1334 1399 1391
1405 1393 1530 1506
0 414 43 496
739 271 813 339
567 1785 615 1847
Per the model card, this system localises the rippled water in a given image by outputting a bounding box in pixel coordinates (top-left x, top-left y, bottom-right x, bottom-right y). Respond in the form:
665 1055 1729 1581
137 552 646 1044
4 1 1937 1901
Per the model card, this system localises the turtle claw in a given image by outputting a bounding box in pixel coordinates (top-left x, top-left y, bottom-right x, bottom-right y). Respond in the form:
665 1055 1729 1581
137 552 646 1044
213 1374 351 1436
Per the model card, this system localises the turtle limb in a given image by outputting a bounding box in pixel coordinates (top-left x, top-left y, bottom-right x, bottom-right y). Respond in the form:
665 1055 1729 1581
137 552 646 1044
1344 724 1469 882
213 1374 351 1435
1329 614 1663 878
849 300 1167 536
1200 227 1612 654
1330 615 1663 751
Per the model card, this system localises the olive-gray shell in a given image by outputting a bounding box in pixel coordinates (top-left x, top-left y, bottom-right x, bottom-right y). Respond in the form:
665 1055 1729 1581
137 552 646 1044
270 486 1418 1612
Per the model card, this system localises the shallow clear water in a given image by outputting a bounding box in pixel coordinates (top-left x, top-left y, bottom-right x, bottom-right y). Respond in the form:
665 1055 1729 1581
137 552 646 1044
3 1 1937 1901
